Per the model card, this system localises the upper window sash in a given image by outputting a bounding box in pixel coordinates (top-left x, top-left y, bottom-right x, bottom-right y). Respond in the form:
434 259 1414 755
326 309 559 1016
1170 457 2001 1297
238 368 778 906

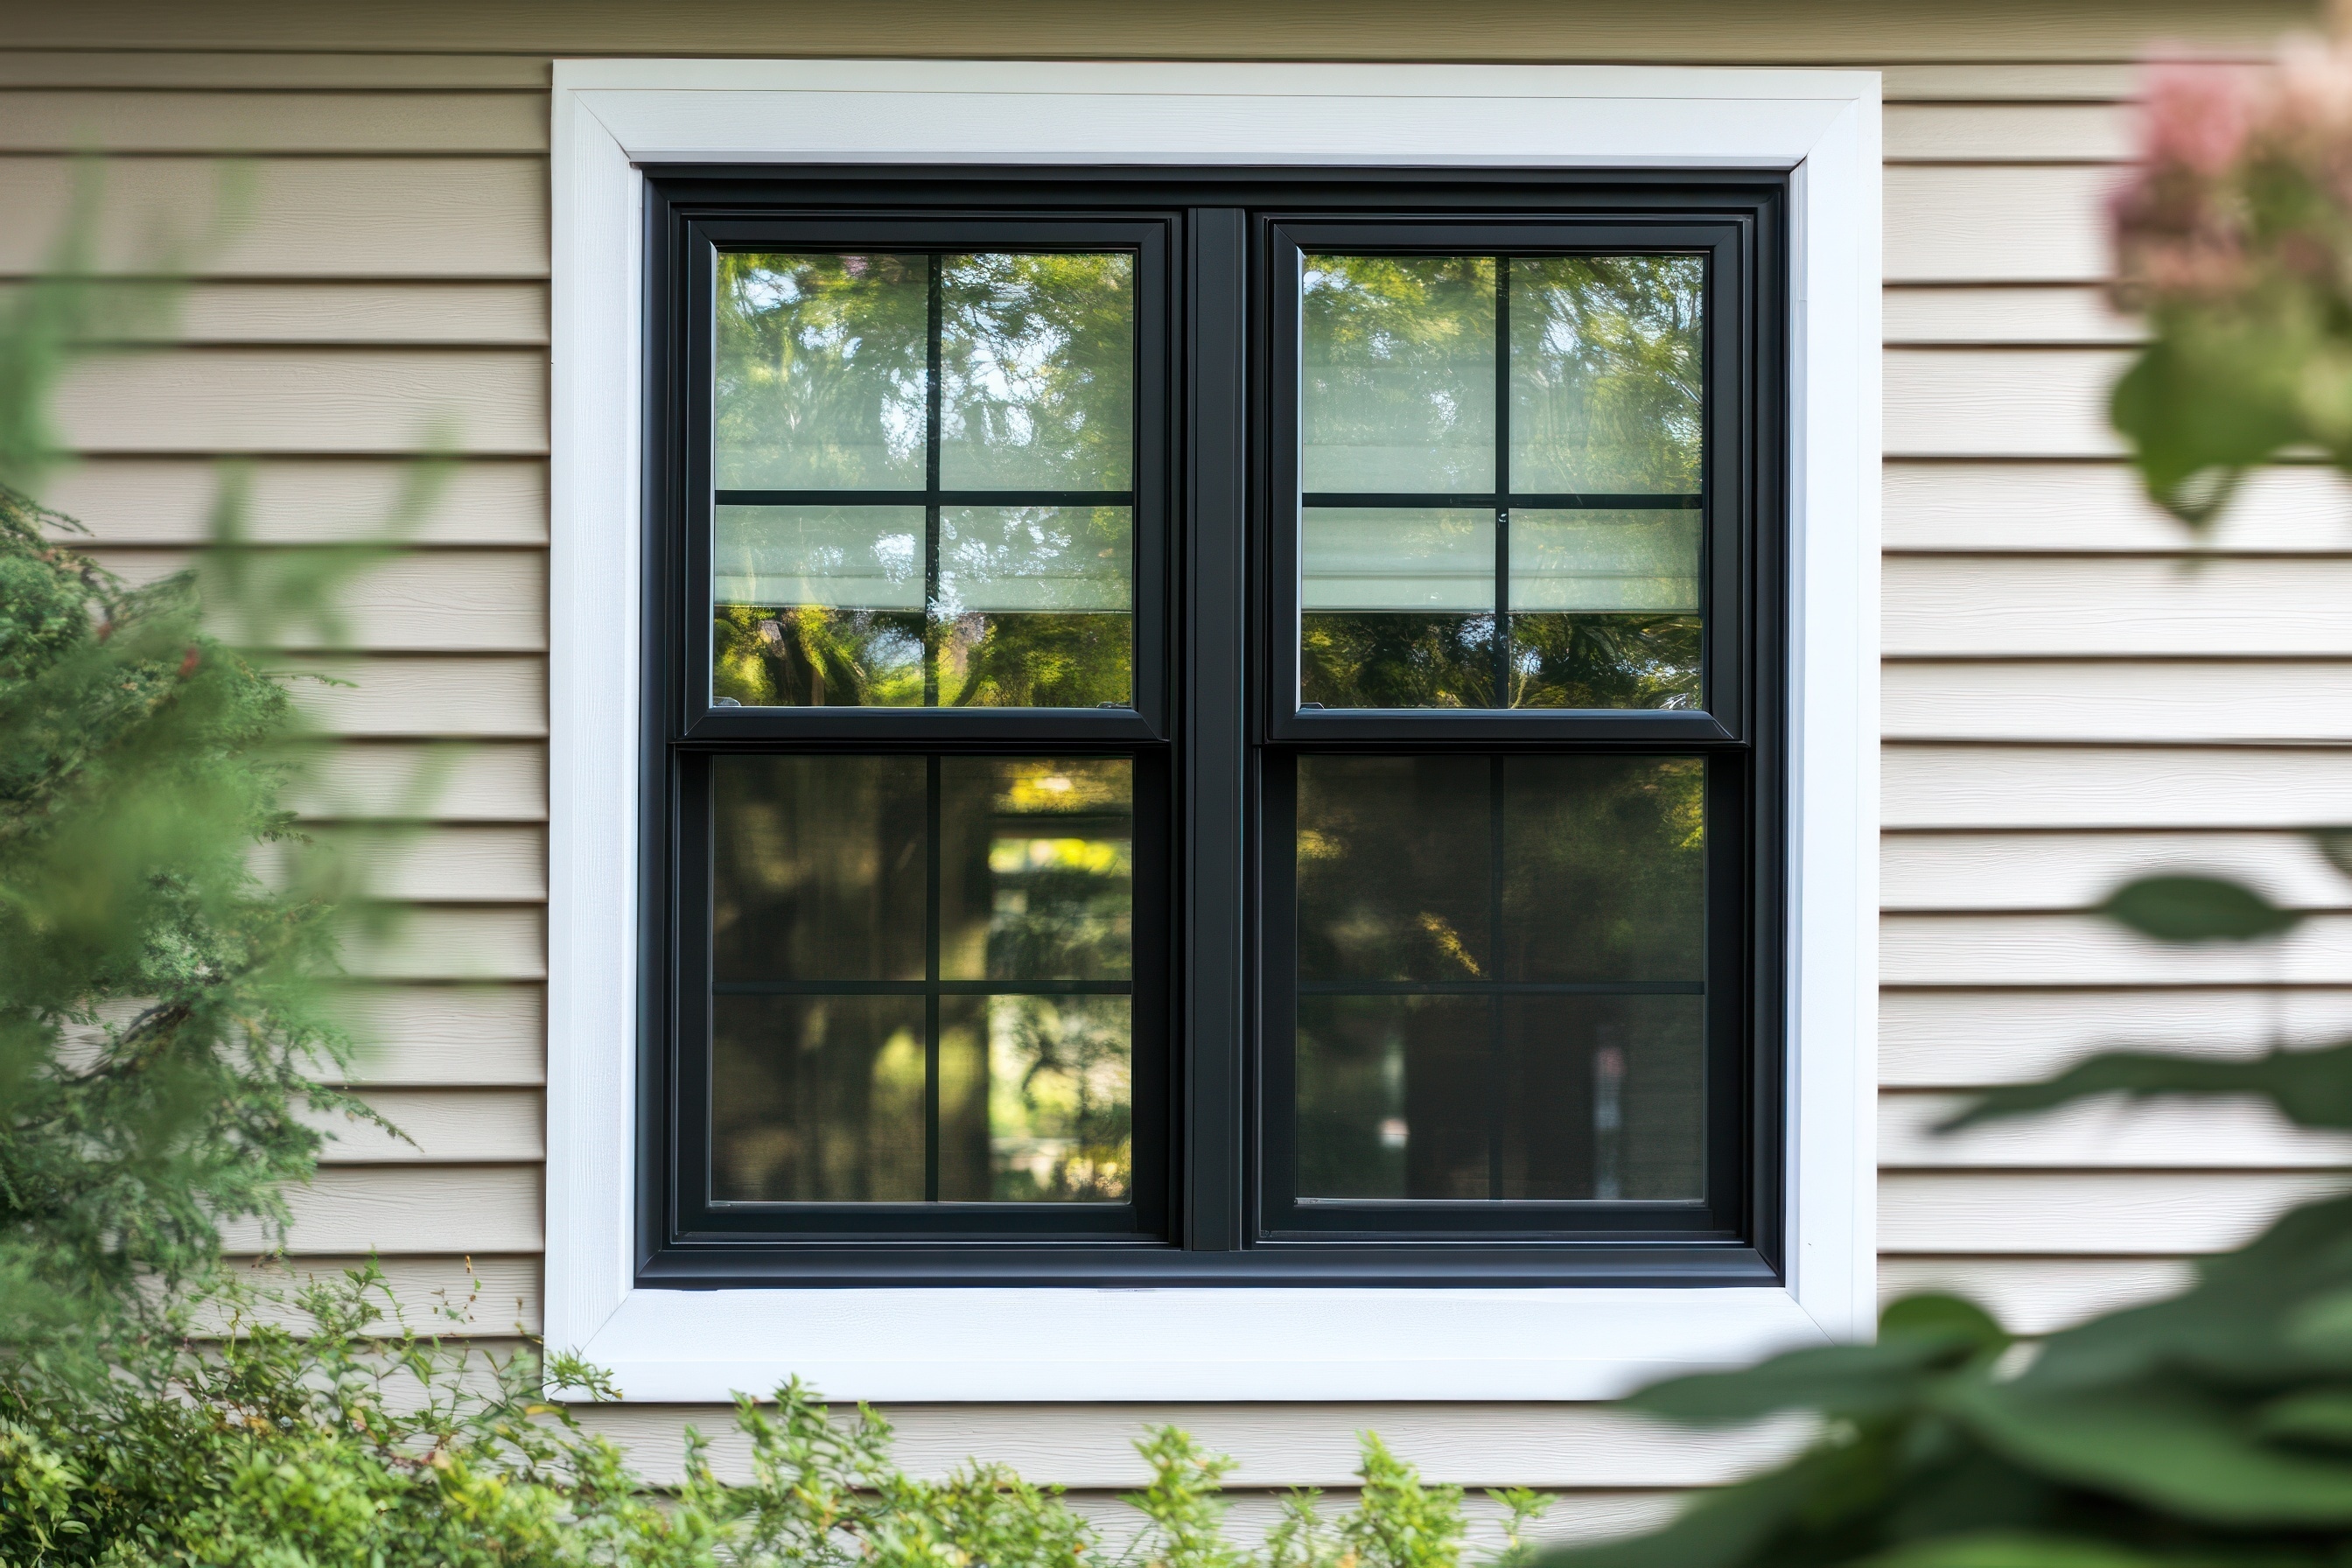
1261 217 1755 746
671 215 1176 746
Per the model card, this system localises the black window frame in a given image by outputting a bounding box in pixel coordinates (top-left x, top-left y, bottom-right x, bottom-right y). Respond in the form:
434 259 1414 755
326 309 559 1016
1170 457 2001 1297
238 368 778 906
639 168 1786 1289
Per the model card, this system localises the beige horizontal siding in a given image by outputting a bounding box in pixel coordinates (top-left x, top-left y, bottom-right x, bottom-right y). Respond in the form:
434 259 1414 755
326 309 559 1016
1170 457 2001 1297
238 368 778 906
1880 1171 2350 1254
1885 912 2352 986
1881 830 2352 911
54 349 546 455
335 984 544 1087
1881 988 2352 1088
344 906 546 982
288 655 547 738
0 156 546 276
10 280 551 345
1884 102 2129 162
1876 1256 2194 1331
1886 165 2112 282
1883 663 2352 744
0 90 547 153
1885 556 2352 655
1885 746 2352 829
217 1165 542 1255
296 740 547 822
1885 285 2138 346
297 823 548 901
10 31 2348 1505
1881 1090 2352 1168
312 1088 543 1164
40 458 548 545
1885 462 2352 553
87 548 545 650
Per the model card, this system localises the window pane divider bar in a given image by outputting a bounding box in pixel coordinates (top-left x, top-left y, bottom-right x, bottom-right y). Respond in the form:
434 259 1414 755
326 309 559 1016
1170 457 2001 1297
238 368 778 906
718 489 1136 508
1301 492 1700 509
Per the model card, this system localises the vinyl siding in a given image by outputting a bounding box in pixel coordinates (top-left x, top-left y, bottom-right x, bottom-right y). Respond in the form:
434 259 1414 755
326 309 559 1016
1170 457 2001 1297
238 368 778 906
5 3 2341 1537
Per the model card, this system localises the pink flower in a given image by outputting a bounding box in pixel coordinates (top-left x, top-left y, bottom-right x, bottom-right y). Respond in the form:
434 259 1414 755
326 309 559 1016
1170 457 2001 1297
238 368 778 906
2140 58 2259 176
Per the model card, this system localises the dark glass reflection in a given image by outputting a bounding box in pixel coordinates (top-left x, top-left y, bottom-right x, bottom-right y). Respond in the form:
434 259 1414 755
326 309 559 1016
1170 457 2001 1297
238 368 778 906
711 755 925 982
712 995 927 1201
1501 756 1704 983
1293 754 1705 1202
709 753 1133 1205
1297 993 1704 1201
1296 754 1490 982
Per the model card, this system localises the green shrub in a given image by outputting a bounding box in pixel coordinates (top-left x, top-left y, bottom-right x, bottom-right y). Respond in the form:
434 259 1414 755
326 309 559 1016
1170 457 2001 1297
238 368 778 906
0 1261 1516 1567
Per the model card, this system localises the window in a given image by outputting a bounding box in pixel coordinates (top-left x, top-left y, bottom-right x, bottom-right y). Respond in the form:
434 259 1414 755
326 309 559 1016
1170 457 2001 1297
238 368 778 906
643 172 1782 1286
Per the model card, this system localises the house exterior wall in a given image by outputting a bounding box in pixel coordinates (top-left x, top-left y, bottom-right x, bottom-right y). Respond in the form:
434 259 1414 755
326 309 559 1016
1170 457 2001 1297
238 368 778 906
7 0 2345 1542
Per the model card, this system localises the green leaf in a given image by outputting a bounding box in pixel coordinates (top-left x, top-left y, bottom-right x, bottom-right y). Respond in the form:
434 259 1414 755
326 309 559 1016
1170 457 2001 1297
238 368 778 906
1633 1296 2005 1426
2251 1387 2352 1450
1944 1041 2352 1133
1947 1374 2352 1528
2099 876 2301 943
2110 327 2306 528
1862 1533 2174 1568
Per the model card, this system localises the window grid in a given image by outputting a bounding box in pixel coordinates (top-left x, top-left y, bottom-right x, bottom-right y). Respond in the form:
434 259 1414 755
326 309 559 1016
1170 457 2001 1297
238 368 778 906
1297 252 1707 714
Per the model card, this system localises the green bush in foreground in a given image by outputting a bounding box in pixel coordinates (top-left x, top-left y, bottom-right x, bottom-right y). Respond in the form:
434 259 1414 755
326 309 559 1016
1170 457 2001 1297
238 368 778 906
0 1262 1544 1567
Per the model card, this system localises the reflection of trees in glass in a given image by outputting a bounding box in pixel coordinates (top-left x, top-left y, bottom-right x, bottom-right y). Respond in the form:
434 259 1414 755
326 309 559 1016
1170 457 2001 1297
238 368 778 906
976 996 1133 1201
1511 255 1704 494
1507 613 1700 709
715 253 1137 709
1301 612 1496 710
717 253 928 488
942 758 1132 983
940 254 1134 489
713 603 924 707
1302 255 1496 492
1298 254 1706 710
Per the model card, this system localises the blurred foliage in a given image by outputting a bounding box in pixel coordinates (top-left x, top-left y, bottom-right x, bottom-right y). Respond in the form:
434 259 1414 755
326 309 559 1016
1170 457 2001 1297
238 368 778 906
1545 27 2352 1567
0 1262 1523 1566
2109 34 2352 522
0 173 378 1375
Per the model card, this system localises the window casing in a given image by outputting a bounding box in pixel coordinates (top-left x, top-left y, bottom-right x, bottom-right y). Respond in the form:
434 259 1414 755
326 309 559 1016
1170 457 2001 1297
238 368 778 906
641 170 1784 1288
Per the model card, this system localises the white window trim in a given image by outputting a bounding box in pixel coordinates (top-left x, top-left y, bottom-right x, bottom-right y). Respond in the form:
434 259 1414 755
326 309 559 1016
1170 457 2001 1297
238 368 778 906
547 58 1880 1404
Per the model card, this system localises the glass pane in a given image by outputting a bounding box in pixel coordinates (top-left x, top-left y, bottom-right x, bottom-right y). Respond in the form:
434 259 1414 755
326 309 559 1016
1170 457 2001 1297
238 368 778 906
1302 255 1495 494
713 505 926 707
716 253 928 490
1296 754 1491 982
1297 993 1487 1200
940 757 1133 982
1498 995 1703 1200
939 252 1134 492
712 754 926 983
1510 255 1704 495
936 505 1133 707
940 995 1132 1201
1301 507 1494 709
1507 508 1702 710
711 994 928 1201
1501 755 1704 983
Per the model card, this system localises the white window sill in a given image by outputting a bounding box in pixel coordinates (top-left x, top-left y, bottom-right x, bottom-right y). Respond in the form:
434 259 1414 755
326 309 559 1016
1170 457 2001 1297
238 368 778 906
571 1285 1835 1404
